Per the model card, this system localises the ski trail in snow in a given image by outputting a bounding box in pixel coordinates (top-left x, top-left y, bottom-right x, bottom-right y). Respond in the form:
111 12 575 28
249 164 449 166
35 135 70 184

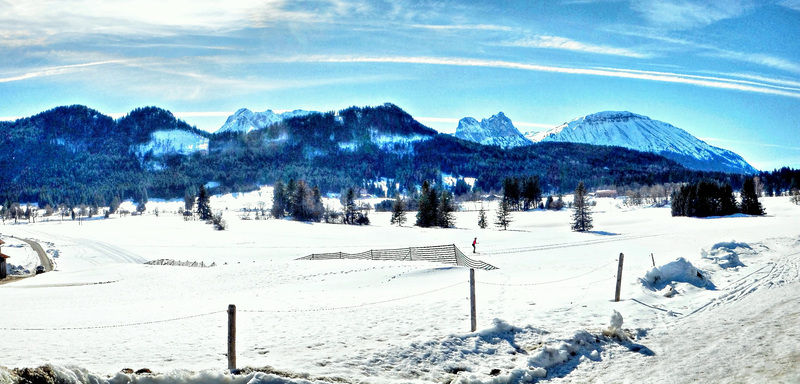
686 249 800 317
484 232 667 256
12 228 147 265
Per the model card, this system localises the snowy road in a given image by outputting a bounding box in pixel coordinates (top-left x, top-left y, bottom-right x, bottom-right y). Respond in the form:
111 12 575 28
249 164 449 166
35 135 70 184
17 238 52 272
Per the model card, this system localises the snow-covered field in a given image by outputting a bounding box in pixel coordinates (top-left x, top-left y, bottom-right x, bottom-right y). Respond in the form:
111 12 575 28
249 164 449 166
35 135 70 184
1 189 798 384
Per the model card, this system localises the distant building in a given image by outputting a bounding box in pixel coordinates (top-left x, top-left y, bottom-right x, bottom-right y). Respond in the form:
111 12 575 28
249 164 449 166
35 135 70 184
0 239 9 279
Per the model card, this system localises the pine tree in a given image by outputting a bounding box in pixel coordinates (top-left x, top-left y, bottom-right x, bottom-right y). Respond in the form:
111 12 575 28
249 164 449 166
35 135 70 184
197 185 212 221
522 176 542 210
740 178 765 215
311 186 325 222
390 195 407 227
478 205 488 229
415 181 438 227
341 187 357 224
571 181 593 232
436 189 456 228
503 177 521 211
271 180 287 219
109 195 121 214
495 198 513 230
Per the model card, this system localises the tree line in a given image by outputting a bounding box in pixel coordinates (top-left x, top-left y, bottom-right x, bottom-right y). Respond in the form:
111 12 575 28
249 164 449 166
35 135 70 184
671 178 764 217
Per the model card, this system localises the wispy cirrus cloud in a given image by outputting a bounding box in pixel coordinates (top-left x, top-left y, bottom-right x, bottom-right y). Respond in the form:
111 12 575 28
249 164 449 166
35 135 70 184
778 0 800 11
304 55 800 99
500 35 651 58
608 26 800 75
630 0 758 30
0 60 127 83
410 24 515 32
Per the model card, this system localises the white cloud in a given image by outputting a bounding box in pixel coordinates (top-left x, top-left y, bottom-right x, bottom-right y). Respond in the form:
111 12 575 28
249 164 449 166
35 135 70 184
502 35 650 58
0 60 126 83
630 0 757 29
779 0 800 11
304 55 800 99
710 50 800 75
410 24 515 32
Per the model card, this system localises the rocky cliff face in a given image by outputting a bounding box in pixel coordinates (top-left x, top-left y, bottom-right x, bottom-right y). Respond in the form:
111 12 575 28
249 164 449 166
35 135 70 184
455 112 532 148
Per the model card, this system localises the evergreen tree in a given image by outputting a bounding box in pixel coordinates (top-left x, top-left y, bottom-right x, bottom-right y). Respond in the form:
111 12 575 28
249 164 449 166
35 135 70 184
183 190 195 212
285 179 297 216
270 180 287 219
109 195 121 214
495 198 513 230
503 177 521 211
341 187 357 224
311 186 325 221
390 194 407 227
197 185 212 220
436 189 456 228
136 199 146 214
478 205 488 229
571 181 593 232
740 178 765 215
416 180 438 227
544 196 554 210
522 176 542 210
291 180 310 220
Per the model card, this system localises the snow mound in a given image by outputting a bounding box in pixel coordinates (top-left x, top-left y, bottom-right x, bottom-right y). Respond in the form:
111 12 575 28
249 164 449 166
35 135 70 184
641 257 715 291
602 310 627 340
700 240 753 269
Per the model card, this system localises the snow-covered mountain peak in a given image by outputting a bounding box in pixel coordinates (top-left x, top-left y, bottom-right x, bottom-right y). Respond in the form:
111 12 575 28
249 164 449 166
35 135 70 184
528 111 757 174
455 112 532 148
216 108 315 134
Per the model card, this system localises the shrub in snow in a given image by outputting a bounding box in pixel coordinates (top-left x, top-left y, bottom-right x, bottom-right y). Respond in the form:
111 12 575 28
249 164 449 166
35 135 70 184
641 257 715 291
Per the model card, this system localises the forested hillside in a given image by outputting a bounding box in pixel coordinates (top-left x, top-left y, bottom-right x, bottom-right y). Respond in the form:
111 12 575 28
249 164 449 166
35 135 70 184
0 103 786 209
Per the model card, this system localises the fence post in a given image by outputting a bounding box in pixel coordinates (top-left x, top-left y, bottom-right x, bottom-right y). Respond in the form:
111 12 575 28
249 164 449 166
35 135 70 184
470 268 477 332
615 253 624 302
227 304 236 371
650 253 655 267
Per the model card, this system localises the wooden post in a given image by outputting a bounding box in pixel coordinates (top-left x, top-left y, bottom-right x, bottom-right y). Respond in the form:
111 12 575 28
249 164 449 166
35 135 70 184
227 304 236 371
650 253 656 267
615 253 624 302
469 268 477 332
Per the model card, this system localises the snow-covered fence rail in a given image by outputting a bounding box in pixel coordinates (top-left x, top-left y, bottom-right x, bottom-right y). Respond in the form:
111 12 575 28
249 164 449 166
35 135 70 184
145 259 216 268
298 244 498 270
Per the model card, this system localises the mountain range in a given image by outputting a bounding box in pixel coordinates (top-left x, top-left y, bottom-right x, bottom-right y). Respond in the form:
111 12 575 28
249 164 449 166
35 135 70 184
0 103 762 206
454 110 757 174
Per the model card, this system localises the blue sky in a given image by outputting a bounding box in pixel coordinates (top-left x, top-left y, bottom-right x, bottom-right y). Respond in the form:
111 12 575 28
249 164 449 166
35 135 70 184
1 0 799 171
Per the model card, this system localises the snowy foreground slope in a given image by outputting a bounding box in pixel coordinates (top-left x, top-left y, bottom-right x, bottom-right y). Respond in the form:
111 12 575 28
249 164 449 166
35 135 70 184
1 192 798 383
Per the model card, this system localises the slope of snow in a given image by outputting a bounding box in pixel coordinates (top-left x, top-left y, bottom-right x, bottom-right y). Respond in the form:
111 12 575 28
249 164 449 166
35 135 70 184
455 112 532 148
216 108 314 134
133 130 209 157
527 111 758 174
1 192 798 383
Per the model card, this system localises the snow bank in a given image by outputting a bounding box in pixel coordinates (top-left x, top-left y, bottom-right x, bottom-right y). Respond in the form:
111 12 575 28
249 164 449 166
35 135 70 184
641 257 714 291
1 365 334 384
700 240 753 269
